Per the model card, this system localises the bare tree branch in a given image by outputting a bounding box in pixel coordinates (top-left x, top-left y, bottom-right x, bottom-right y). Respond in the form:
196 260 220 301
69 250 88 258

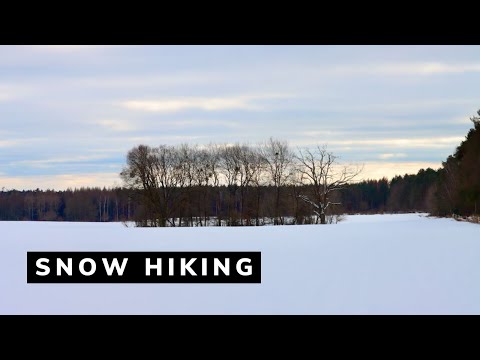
295 145 362 224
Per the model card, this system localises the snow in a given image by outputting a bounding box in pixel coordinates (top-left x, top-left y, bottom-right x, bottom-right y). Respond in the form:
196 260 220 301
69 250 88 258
1 213 479 314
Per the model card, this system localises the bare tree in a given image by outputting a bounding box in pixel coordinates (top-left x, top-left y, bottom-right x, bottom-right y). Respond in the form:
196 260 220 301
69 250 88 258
219 144 242 225
120 145 158 226
204 143 222 225
121 141 361 227
154 145 187 227
288 168 306 225
192 146 218 226
237 144 258 225
178 143 197 226
260 137 293 225
250 148 268 225
120 144 186 227
295 145 362 224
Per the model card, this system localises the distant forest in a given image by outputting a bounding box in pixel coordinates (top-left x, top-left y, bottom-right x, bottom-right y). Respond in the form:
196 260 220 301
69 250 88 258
0 182 390 223
1 111 479 225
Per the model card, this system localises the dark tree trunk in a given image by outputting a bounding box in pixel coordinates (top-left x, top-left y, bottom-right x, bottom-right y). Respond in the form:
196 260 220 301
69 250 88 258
320 212 326 225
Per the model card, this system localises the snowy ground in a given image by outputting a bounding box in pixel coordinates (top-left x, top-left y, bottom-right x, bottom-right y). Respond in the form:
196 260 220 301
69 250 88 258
1 213 479 314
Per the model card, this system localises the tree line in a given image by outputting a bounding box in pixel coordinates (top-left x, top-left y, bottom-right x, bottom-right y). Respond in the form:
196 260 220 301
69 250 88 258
1 110 478 224
120 139 362 226
388 111 480 218
0 187 136 222
0 180 392 223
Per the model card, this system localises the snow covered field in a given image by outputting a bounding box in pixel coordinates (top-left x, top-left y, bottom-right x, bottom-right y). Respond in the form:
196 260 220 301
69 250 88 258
1 214 479 314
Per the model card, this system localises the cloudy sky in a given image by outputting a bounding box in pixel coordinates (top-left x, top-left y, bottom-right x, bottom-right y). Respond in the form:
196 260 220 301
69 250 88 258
0 45 479 190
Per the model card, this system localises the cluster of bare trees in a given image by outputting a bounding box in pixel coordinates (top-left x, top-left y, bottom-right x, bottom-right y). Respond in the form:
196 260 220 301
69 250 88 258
121 138 362 227
0 178 399 222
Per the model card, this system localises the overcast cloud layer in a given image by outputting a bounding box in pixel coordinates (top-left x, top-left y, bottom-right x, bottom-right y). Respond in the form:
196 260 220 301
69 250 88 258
0 45 479 190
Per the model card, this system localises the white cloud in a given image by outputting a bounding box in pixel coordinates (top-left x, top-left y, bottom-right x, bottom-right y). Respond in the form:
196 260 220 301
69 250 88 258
126 135 206 144
154 119 241 129
0 139 25 148
378 62 480 75
378 153 407 159
290 98 479 116
0 84 23 102
0 137 51 150
365 98 479 113
0 172 121 191
297 130 340 137
0 92 11 101
333 62 480 76
122 97 253 113
120 94 290 113
12 155 111 169
451 115 475 124
289 136 464 150
75 73 223 89
96 119 136 132
329 136 463 149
